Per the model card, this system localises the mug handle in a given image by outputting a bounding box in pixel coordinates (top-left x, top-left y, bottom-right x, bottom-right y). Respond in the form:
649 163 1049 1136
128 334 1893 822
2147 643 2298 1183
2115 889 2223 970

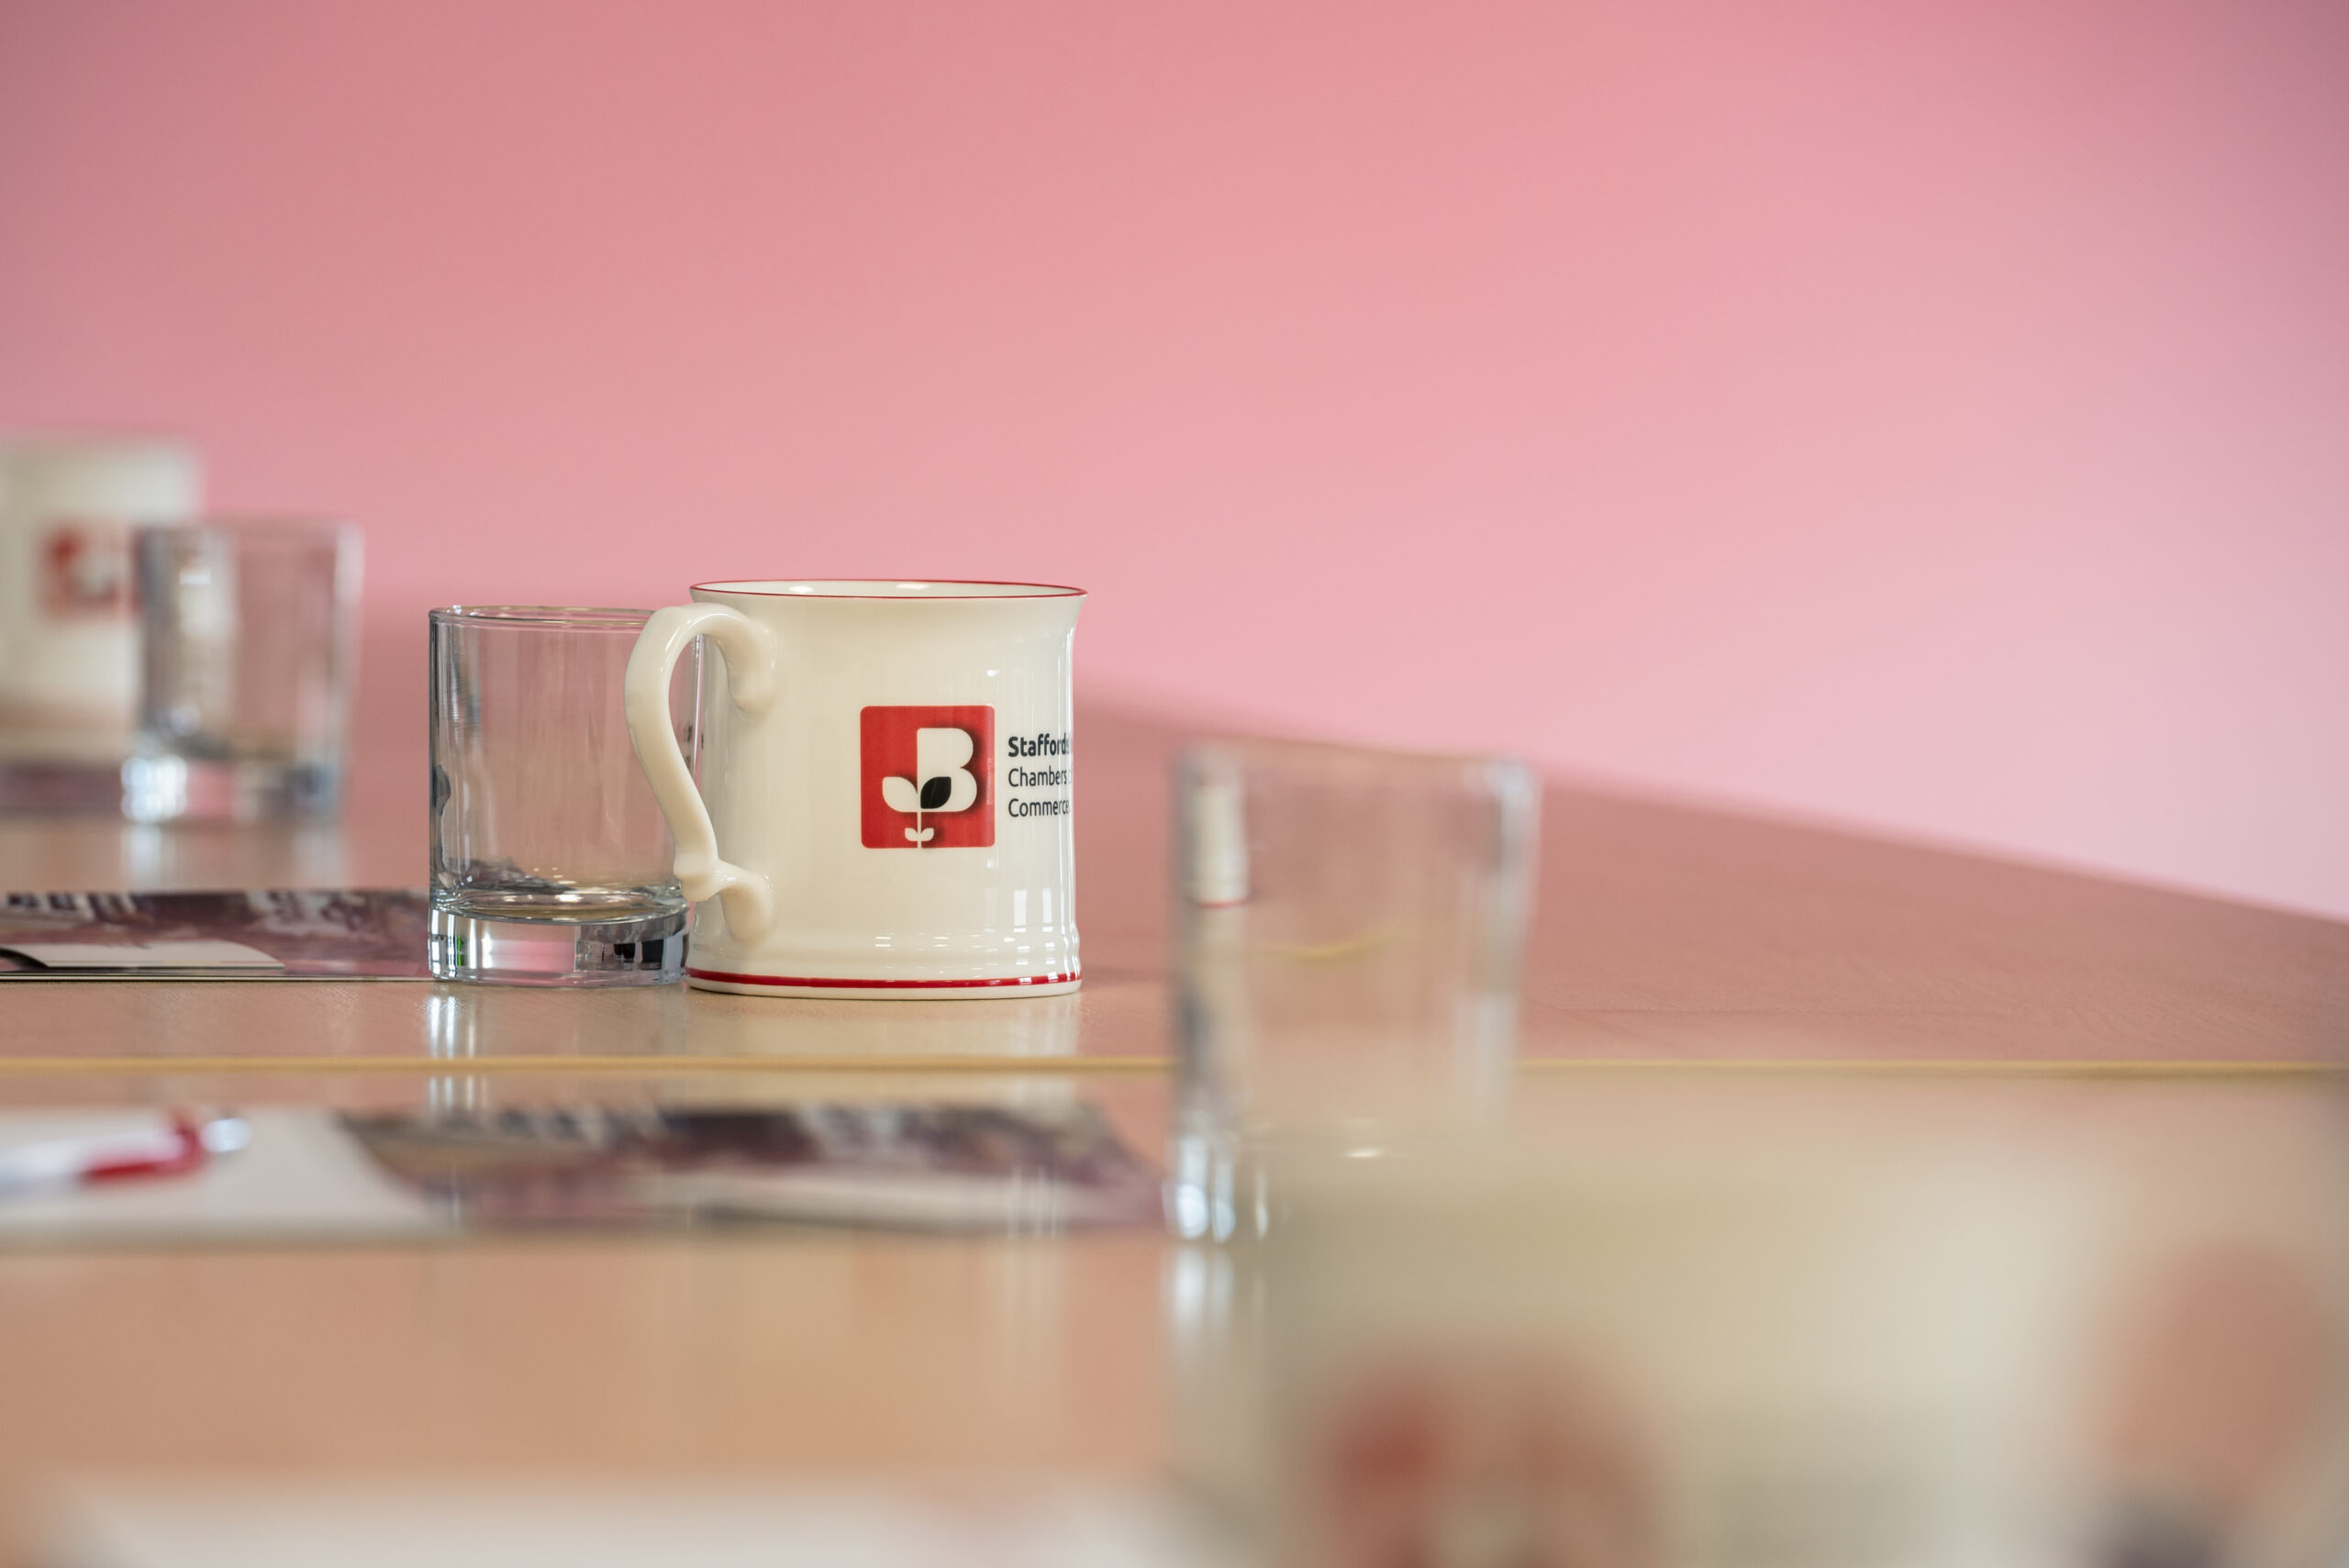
625 603 783 948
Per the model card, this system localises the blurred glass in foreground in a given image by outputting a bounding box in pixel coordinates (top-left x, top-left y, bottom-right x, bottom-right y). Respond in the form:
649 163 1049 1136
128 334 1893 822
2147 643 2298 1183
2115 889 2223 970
1169 738 1541 1243
428 606 695 984
0 438 201 812
1171 1077 2349 1568
123 517 362 823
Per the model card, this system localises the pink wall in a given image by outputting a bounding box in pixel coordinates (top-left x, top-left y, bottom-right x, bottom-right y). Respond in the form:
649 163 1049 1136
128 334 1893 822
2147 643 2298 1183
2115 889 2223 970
4 1 2345 915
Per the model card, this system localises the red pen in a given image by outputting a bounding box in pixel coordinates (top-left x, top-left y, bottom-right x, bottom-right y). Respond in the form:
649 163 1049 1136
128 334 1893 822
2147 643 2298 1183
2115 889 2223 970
0 1113 250 1195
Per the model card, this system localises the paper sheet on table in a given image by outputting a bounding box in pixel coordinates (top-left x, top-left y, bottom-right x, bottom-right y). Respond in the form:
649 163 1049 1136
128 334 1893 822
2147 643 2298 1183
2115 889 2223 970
0 890 430 979
0 1110 439 1245
0 940 284 971
39 1478 1203 1568
344 1102 1163 1232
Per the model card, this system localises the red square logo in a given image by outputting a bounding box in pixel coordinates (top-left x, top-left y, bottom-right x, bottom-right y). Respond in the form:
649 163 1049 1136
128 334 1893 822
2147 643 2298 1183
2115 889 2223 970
41 521 131 619
860 706 995 849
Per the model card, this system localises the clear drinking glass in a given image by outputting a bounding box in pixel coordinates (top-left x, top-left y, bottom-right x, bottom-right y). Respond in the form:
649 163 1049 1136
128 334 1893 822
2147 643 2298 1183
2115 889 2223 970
428 606 696 985
123 517 362 823
1168 737 1541 1242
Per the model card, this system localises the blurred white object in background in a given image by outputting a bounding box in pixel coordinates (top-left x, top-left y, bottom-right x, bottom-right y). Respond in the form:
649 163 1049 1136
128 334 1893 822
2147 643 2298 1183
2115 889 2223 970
0 438 201 811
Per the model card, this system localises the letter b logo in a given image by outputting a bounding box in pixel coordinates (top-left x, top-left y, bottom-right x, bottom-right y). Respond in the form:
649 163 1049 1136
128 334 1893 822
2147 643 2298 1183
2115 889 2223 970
860 706 995 849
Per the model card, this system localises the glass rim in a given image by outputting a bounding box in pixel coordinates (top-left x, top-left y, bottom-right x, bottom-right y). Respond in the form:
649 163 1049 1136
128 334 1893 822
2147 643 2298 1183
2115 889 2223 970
431 605 653 628
1182 734 1539 778
137 515 353 535
0 433 194 462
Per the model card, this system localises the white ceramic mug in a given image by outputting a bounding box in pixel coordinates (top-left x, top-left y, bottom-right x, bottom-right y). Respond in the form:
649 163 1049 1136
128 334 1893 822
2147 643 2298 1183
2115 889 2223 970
624 580 1083 997
0 438 201 765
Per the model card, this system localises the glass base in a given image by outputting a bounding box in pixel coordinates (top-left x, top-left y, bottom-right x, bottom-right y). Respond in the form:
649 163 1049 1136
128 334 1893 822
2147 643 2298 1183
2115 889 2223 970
428 905 689 986
122 753 340 823
0 760 125 815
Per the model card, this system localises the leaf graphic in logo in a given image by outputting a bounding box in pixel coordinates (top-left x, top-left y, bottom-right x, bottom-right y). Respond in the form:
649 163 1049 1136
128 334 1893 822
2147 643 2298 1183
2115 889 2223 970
915 728 978 812
871 724 981 849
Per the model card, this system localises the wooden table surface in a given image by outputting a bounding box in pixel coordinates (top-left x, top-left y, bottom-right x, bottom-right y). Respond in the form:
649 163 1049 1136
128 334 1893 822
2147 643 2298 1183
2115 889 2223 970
6 700 2343 1078
0 696 2343 1562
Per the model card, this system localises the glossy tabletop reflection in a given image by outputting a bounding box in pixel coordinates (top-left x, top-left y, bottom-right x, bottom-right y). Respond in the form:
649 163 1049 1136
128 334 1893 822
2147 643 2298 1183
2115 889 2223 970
0 696 2344 1566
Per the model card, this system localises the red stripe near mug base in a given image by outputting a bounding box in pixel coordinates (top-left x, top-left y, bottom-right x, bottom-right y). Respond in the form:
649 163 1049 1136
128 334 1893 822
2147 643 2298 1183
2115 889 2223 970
686 969 1080 989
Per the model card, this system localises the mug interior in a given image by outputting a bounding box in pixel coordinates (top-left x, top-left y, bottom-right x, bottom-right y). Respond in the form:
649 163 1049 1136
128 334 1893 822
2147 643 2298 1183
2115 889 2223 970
693 580 1084 599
